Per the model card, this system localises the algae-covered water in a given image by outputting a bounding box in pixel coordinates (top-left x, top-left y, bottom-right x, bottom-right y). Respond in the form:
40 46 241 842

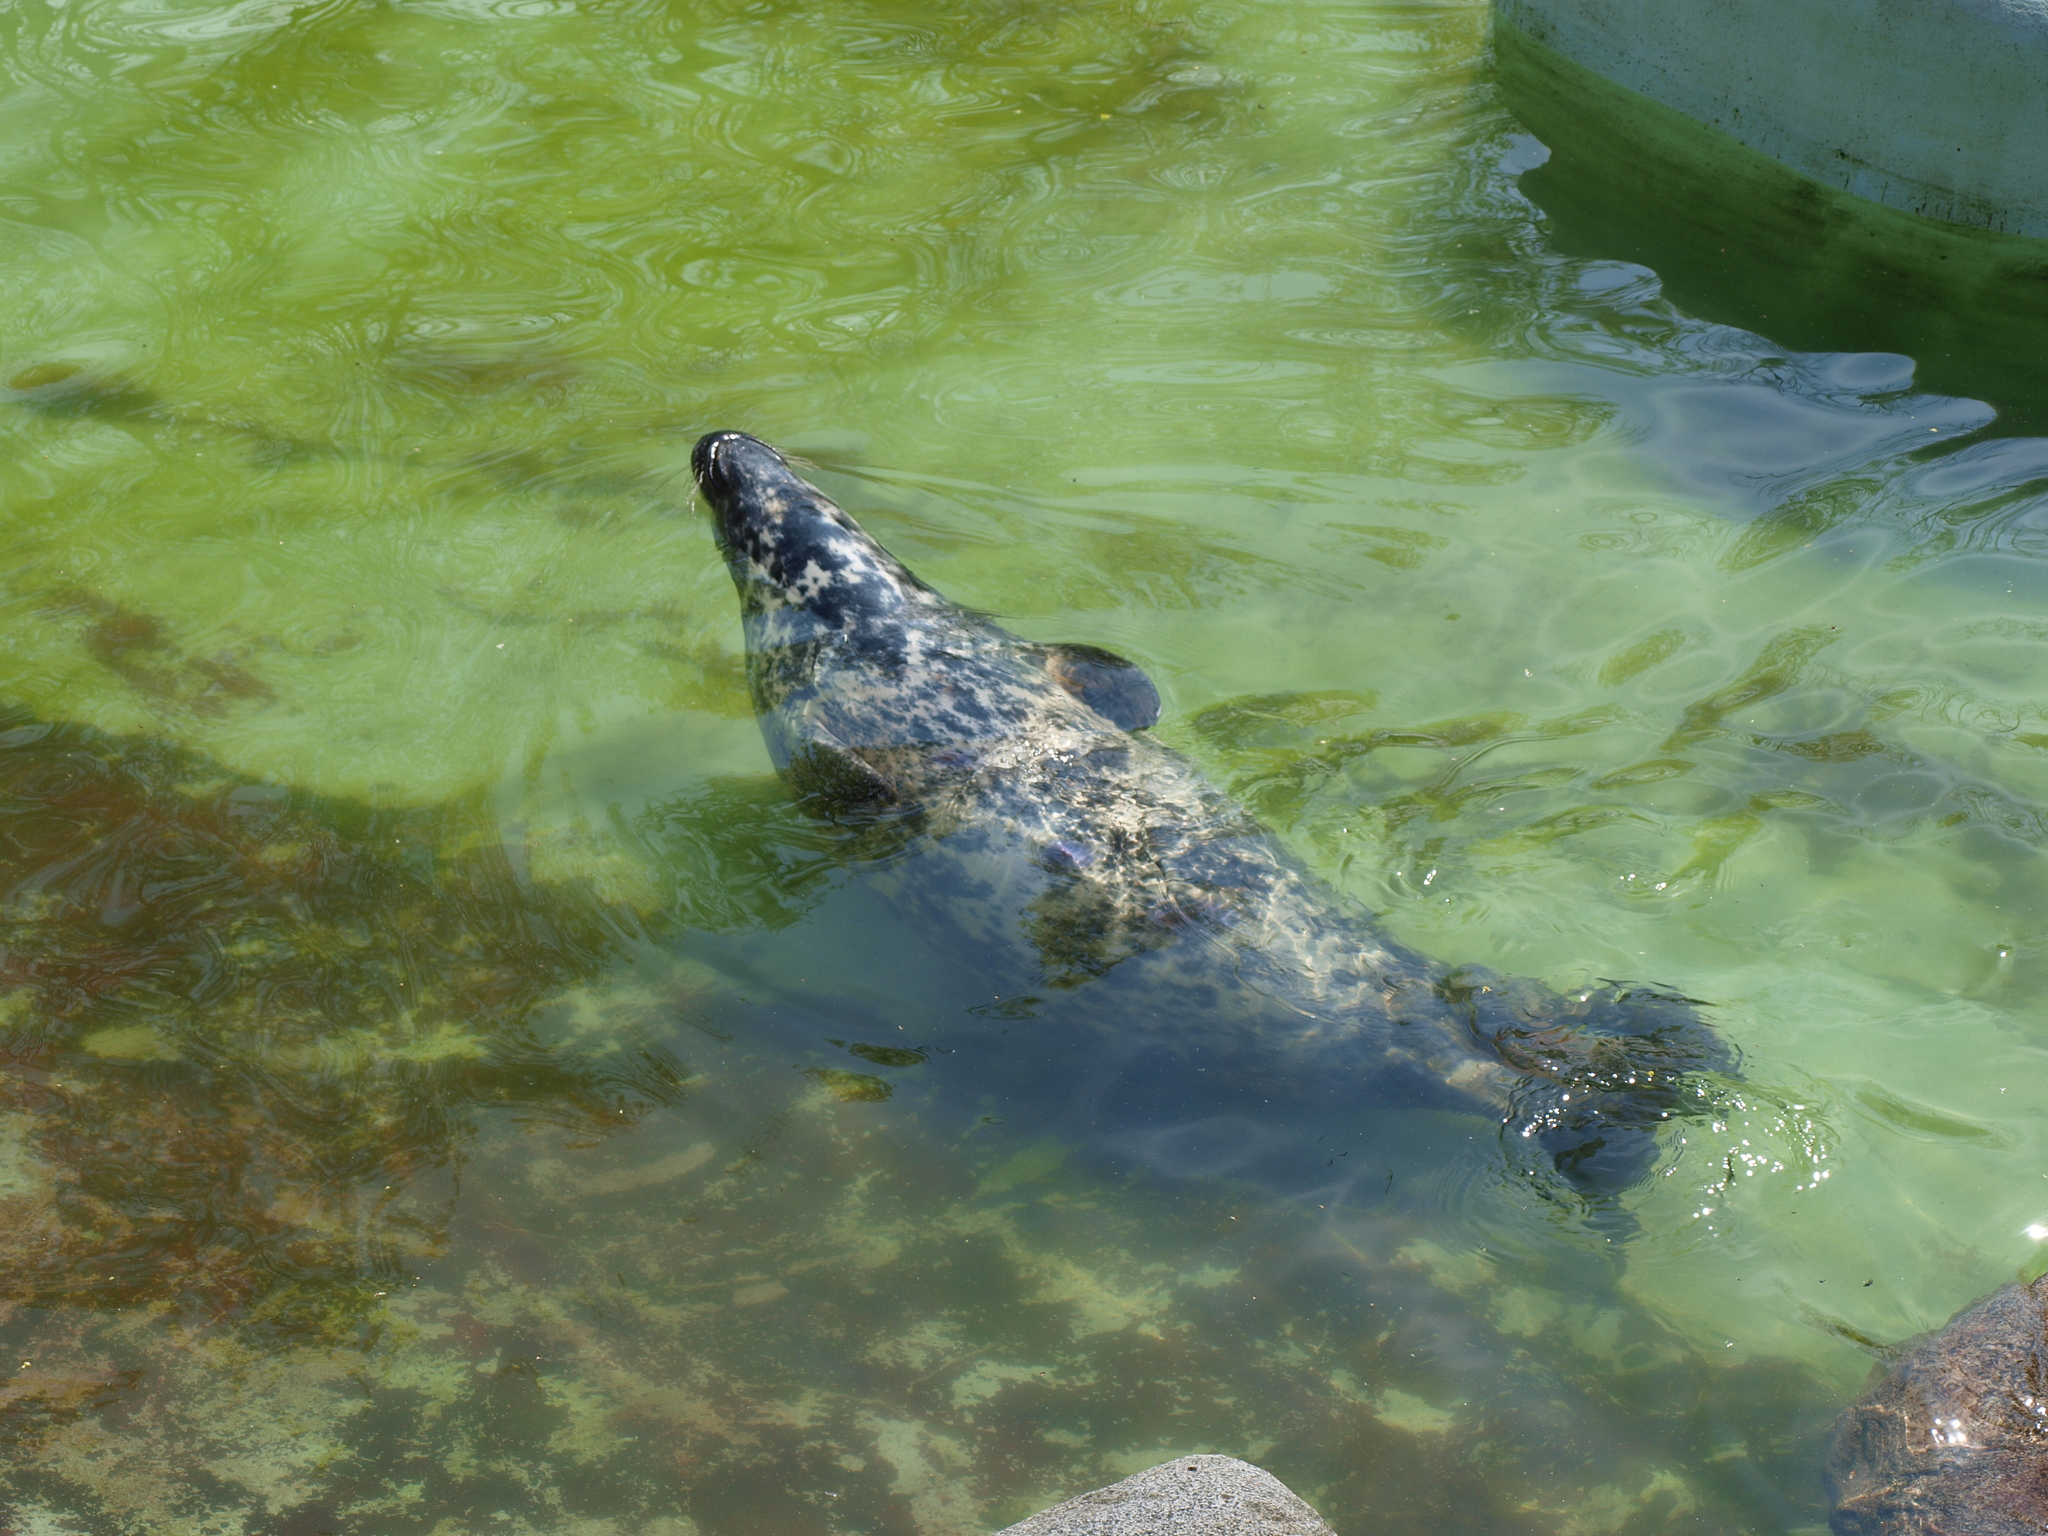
3 0 2047 1532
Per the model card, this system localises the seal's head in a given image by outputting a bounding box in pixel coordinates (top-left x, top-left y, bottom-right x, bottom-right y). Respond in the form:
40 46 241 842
692 430 937 633
692 430 1160 811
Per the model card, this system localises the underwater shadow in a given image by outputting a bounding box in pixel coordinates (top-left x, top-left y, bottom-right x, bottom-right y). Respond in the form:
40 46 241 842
0 706 867 1350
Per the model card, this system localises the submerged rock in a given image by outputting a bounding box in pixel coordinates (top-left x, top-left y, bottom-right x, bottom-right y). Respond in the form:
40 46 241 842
994 1455 1337 1536
1827 1274 2048 1534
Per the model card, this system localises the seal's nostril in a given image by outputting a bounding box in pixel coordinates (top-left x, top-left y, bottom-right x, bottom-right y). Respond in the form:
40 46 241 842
691 430 736 485
692 429 769 487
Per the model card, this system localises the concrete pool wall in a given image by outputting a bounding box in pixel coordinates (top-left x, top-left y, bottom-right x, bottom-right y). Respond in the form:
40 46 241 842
1492 0 2048 238
1491 0 2048 435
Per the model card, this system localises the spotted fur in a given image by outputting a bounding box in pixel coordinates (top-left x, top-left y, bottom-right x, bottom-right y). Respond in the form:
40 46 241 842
692 431 1732 1199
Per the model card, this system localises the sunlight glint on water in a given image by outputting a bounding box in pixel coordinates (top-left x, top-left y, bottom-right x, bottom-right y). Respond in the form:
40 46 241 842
1 0 2047 1532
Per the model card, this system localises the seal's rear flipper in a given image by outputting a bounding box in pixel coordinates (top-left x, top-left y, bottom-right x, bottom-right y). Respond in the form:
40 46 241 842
1505 1082 1667 1240
1441 973 1735 1199
1518 1091 1662 1201
1034 644 1161 732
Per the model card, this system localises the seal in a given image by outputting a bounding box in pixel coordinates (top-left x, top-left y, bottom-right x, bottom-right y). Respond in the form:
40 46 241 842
690 429 1733 1202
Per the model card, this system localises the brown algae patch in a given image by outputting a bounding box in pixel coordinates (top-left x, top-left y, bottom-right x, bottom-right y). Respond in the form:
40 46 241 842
0 707 691 1338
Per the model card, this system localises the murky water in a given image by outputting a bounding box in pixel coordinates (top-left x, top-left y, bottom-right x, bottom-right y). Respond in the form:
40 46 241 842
3 0 2047 1532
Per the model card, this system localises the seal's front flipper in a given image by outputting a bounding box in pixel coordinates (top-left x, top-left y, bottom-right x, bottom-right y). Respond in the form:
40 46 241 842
763 711 898 811
1035 644 1161 732
786 738 896 809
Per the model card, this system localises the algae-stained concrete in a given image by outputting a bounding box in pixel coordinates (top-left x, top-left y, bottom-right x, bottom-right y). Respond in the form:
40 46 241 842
1493 0 2048 237
995 1456 1337 1536
1494 18 2048 437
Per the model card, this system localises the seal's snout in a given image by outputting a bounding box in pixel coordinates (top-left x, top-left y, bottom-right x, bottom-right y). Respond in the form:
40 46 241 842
690 429 783 497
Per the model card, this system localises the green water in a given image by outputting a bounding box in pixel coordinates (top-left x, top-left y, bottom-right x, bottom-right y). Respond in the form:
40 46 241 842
4 0 2048 1531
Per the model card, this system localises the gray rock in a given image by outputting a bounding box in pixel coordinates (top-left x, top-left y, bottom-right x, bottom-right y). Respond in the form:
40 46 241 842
993 1455 1337 1536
